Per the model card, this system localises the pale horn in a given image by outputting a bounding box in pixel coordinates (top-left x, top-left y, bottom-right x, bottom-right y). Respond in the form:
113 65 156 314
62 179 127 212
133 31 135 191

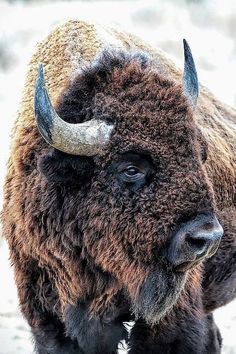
34 64 114 156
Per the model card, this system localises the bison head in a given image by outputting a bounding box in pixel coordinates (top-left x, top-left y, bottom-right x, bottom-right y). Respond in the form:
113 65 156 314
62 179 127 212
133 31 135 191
35 40 223 323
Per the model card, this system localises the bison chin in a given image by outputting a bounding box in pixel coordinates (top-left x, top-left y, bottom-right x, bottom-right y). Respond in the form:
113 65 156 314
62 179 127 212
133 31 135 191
132 268 186 324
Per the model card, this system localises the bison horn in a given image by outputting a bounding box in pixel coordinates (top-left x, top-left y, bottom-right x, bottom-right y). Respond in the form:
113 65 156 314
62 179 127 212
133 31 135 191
183 39 199 107
34 64 114 156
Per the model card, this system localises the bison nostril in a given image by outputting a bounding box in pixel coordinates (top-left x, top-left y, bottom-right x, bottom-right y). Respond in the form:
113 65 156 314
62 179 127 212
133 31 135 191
186 235 208 252
167 214 223 271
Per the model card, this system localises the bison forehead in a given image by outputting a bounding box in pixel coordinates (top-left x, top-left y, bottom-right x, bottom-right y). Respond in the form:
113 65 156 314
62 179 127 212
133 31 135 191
100 91 196 153
57 49 199 161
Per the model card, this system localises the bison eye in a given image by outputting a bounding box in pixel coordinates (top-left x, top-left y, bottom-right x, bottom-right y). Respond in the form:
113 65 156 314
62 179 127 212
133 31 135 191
121 165 144 181
112 152 154 189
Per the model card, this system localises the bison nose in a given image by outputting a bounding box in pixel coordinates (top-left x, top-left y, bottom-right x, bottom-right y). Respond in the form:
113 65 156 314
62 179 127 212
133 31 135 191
167 214 223 271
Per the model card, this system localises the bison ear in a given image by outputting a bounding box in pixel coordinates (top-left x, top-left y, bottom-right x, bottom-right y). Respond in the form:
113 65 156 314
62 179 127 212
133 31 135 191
182 39 199 108
38 150 95 185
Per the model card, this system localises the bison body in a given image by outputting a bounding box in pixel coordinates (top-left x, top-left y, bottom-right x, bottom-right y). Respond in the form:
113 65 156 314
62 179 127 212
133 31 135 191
2 20 236 353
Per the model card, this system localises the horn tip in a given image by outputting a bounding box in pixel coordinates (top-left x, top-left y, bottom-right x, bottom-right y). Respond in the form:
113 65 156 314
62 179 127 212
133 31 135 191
37 63 44 82
38 63 43 71
182 38 199 107
183 39 191 59
35 62 53 145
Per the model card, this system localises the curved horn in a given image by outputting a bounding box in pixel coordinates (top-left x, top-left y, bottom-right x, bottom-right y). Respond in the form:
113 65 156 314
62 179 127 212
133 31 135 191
182 39 199 108
34 64 114 156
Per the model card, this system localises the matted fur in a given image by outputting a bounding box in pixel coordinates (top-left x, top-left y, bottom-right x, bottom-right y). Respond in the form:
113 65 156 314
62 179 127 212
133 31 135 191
2 20 236 353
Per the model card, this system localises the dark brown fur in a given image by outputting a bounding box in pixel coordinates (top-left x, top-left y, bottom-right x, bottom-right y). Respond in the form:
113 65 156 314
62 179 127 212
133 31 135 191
2 25 236 354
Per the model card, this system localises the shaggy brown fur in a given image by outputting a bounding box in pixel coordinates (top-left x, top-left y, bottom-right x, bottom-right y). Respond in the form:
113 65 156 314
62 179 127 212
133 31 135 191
2 20 236 353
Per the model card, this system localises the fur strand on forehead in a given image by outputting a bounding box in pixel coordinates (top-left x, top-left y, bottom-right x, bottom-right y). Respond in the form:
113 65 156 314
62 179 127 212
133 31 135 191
57 48 190 139
56 49 152 123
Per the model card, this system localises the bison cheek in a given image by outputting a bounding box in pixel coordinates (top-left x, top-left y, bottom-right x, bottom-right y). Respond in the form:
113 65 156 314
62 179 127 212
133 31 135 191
132 269 186 324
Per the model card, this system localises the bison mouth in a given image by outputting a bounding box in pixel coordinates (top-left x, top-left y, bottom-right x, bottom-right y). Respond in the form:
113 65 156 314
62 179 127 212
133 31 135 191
131 267 186 324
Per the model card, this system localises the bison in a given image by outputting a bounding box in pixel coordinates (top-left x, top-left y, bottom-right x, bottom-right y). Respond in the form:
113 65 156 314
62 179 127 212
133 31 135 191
2 20 236 354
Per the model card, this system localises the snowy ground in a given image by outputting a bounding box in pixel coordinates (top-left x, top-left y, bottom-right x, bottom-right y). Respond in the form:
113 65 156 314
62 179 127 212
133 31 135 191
0 0 236 353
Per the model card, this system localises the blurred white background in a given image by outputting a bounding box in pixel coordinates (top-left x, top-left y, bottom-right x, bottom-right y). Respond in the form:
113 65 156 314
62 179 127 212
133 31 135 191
0 0 236 353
